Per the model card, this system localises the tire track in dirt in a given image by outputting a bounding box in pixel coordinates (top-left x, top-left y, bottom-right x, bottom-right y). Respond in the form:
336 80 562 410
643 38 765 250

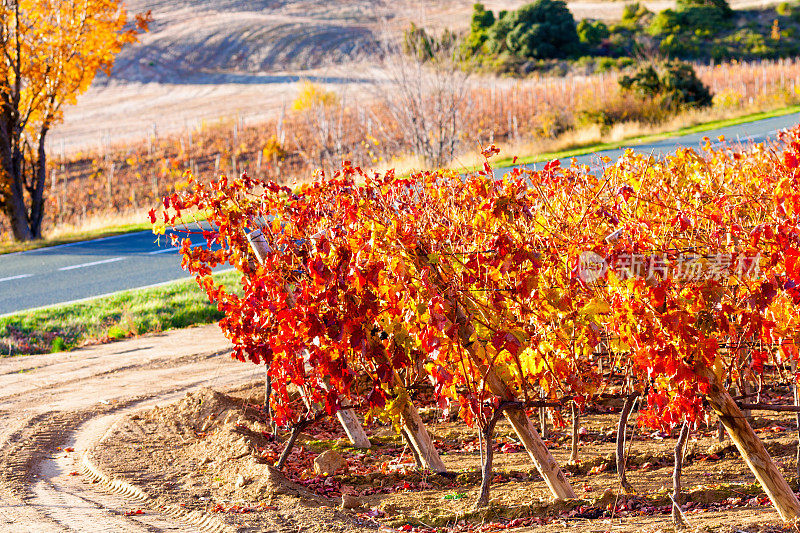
0 324 262 531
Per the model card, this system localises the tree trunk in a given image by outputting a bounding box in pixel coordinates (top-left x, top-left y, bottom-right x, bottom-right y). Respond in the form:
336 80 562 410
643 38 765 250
28 127 48 239
1 124 33 241
672 421 690 528
698 366 800 522
616 393 638 494
476 405 507 509
5 181 33 241
276 414 322 471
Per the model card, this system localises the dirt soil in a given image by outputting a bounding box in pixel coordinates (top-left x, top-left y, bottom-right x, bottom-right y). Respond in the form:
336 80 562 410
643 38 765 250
0 323 262 532
90 380 799 533
0 322 797 532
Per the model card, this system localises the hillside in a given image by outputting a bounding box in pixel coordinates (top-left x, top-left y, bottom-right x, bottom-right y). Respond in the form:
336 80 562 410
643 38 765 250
49 0 781 153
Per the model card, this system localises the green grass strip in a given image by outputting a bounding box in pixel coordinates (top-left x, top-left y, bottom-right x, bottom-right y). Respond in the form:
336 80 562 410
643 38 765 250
484 104 800 170
0 269 240 356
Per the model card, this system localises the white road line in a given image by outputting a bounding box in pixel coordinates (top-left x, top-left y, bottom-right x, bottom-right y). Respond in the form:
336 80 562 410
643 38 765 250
147 247 176 255
58 257 126 271
0 273 33 283
147 241 205 255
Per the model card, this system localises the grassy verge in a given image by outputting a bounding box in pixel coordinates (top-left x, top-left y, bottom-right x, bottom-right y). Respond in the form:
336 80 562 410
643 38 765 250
0 269 240 356
485 104 800 170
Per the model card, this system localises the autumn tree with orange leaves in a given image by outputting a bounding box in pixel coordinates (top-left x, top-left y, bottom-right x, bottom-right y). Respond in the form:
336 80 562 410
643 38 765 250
0 0 149 241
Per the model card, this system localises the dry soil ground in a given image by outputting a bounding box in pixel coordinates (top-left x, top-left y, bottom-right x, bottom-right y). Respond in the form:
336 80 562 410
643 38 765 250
1 323 798 532
0 324 262 532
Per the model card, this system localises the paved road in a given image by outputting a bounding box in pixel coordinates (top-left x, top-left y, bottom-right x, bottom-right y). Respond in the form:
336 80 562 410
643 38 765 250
0 227 217 316
2 112 800 316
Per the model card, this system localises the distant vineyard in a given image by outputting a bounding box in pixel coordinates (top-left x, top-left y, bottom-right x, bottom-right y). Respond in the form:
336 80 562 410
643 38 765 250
16 58 800 240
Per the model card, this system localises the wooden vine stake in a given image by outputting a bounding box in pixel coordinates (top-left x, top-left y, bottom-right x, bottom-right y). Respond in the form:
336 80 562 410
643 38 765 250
423 254 574 499
247 230 447 471
247 230 371 450
698 366 800 521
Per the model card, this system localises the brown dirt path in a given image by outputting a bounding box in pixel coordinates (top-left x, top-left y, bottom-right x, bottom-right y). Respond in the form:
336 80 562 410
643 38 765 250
0 324 261 532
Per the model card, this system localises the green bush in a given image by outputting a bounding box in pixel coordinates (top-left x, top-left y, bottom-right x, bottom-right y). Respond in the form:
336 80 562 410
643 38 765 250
487 0 580 59
50 336 66 352
676 0 733 17
649 5 731 36
403 23 458 62
577 19 610 47
619 61 712 109
463 3 496 54
647 9 681 36
621 2 652 27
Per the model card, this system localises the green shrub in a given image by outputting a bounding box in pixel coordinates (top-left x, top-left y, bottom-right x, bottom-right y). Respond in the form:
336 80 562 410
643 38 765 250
576 91 670 127
403 23 458 62
676 0 733 17
50 336 66 352
621 2 653 27
577 19 610 47
107 325 127 340
487 0 580 59
647 9 681 35
619 61 713 109
463 3 495 54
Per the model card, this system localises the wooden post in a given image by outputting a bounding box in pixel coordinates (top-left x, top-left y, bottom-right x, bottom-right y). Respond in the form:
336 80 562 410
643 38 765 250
616 393 637 494
570 402 579 464
672 421 690 528
698 366 800 522
297 383 371 449
335 402 371 449
393 387 447 472
415 251 575 499
539 391 548 439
